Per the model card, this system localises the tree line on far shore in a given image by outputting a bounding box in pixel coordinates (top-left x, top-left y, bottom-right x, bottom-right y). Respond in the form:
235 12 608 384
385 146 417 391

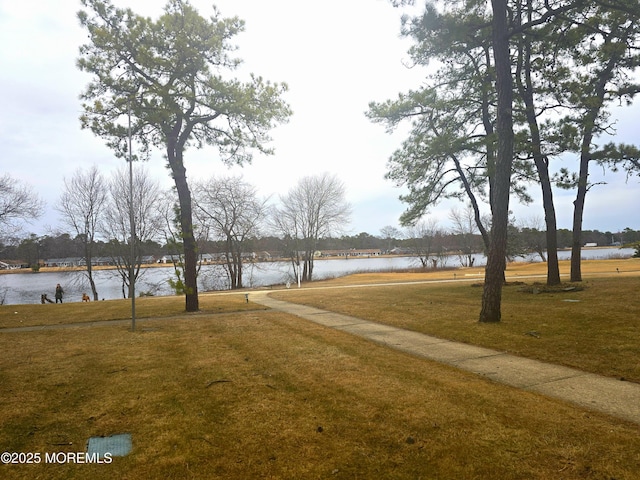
3 215 638 270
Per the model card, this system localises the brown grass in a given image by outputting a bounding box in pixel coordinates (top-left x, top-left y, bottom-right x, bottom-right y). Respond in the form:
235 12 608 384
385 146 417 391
271 258 640 382
2 311 640 479
1 258 639 479
0 294 262 329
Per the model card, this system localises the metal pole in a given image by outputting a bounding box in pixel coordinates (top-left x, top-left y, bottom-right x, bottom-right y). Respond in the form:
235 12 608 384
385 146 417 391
128 102 136 331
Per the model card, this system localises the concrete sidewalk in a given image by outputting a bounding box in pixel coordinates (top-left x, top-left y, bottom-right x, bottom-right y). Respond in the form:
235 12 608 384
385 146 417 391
251 292 640 425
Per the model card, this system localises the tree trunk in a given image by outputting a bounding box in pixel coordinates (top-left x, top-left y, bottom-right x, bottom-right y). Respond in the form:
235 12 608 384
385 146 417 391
540 168 561 285
480 0 513 323
237 252 243 289
528 133 561 286
88 270 99 301
225 238 238 289
176 173 199 311
290 252 301 284
302 257 310 282
302 246 315 282
307 256 314 281
166 125 199 312
85 243 99 301
570 46 618 283
226 253 236 289
514 7 561 287
232 247 243 289
451 153 490 251
570 152 589 282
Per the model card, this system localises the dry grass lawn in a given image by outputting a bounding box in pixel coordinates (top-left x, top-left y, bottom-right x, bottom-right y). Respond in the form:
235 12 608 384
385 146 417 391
0 293 261 329
0 258 639 479
272 258 640 382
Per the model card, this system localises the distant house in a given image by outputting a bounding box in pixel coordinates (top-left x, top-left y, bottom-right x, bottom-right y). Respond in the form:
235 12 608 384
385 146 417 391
0 260 28 270
352 249 382 257
43 257 84 267
584 242 598 247
157 254 182 264
140 256 156 265
319 250 348 258
389 247 413 255
43 257 116 267
199 253 217 264
159 253 224 264
320 249 382 258
83 257 114 267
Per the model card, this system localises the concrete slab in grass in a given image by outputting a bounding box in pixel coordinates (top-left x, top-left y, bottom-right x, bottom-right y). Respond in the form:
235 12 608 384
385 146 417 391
87 433 132 458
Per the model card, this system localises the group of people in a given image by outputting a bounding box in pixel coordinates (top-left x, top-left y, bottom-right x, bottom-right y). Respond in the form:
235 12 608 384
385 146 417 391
40 284 66 304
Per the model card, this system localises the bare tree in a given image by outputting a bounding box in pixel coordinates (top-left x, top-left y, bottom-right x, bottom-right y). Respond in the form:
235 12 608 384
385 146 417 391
0 174 44 237
449 204 483 267
272 173 351 282
194 176 267 289
404 219 445 268
57 165 107 300
102 164 164 298
518 215 547 262
380 225 402 253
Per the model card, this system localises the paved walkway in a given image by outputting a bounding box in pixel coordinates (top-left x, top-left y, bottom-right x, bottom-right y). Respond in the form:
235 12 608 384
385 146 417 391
251 291 640 425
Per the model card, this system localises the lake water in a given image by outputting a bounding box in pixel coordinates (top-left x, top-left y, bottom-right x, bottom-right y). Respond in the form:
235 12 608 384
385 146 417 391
0 247 633 305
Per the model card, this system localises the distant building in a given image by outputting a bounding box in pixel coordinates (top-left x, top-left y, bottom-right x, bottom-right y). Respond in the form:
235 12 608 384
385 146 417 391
0 260 28 270
319 249 382 258
43 257 84 267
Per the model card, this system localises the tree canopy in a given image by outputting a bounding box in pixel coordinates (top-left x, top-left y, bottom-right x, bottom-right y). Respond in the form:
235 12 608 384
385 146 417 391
374 0 640 320
272 173 352 283
193 175 267 289
77 0 291 311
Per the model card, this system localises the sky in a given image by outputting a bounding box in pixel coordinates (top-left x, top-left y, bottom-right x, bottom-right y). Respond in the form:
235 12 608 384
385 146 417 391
0 0 638 240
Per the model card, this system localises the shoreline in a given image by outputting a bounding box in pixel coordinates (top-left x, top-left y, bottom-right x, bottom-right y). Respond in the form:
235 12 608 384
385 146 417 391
0 246 633 276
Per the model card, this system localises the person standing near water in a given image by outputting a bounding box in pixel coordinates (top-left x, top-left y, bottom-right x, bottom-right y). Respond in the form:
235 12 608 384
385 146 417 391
55 284 64 303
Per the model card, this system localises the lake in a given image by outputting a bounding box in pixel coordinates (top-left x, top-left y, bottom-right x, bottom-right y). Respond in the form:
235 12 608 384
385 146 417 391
0 247 634 305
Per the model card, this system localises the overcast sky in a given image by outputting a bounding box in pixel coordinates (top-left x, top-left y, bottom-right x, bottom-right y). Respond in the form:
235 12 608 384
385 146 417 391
1 0 638 239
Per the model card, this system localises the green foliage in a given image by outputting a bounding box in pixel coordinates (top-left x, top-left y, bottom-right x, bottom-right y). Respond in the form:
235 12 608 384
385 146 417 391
164 211 189 296
77 0 291 310
77 0 291 163
592 142 640 176
368 0 539 229
167 265 188 296
369 0 640 290
553 167 579 190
